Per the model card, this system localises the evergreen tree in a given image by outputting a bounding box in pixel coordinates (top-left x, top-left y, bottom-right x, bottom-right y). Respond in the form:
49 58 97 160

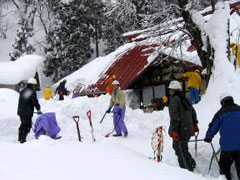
10 0 36 61
83 0 105 57
43 0 93 82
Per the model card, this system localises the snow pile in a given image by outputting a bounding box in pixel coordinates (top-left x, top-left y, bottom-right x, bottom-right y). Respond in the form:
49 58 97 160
204 2 240 102
0 88 228 180
0 55 44 85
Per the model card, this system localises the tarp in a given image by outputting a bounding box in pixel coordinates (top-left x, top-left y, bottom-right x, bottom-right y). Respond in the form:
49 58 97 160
34 112 61 139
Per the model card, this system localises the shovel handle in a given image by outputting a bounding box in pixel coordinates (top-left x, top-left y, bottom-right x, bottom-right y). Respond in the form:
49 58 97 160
100 112 107 124
73 116 79 122
87 110 91 120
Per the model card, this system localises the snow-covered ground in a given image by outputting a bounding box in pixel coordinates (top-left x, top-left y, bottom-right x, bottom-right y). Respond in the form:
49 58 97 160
0 87 232 180
1 1 240 180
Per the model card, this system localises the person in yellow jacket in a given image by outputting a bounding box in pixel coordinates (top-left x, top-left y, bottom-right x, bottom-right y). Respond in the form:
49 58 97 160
182 69 201 104
44 85 52 100
105 80 128 137
230 43 240 68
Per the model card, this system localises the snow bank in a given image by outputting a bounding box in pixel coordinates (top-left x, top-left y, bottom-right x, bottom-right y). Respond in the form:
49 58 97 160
204 2 240 103
0 88 227 179
0 55 44 85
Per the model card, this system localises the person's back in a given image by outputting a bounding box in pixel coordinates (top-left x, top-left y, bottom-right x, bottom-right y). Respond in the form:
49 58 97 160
56 82 65 94
56 80 67 100
206 99 240 151
18 85 38 117
17 78 41 143
34 112 61 139
44 86 52 100
182 71 201 90
205 94 240 179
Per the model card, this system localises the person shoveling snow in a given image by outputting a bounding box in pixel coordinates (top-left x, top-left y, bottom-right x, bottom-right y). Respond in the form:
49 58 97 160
34 112 61 139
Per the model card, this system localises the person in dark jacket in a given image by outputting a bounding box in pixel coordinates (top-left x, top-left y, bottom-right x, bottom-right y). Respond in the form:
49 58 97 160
55 80 68 101
151 96 168 111
17 78 42 143
168 80 199 171
204 93 240 180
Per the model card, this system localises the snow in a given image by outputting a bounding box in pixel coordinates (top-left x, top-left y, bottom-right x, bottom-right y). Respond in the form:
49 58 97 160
204 2 240 103
0 88 227 180
0 55 44 85
55 42 136 90
1 1 240 180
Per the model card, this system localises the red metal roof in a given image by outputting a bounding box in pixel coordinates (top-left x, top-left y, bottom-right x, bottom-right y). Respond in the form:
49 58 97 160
93 44 159 91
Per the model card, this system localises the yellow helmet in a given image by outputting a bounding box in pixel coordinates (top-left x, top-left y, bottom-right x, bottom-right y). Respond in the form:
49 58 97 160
112 75 117 79
162 96 168 103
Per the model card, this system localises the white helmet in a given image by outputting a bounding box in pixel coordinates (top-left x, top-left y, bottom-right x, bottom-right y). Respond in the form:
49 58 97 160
112 80 120 85
219 92 233 103
27 77 37 85
168 80 182 90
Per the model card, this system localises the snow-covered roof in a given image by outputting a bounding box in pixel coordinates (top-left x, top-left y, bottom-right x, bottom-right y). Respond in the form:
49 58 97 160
60 1 240 92
55 43 135 90
0 55 44 85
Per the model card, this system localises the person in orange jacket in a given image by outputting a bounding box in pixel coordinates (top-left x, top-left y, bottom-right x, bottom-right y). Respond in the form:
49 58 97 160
44 85 52 100
182 69 201 104
105 75 117 95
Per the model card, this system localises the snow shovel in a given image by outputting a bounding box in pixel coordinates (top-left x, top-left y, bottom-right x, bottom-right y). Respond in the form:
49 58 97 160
73 116 81 142
86 110 96 142
100 112 107 124
105 115 121 138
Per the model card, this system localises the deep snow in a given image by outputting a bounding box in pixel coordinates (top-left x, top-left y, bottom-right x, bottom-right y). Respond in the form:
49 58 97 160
0 88 230 180
1 1 240 180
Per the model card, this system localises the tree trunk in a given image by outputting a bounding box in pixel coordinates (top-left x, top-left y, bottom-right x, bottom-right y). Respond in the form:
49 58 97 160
211 0 219 11
178 2 209 68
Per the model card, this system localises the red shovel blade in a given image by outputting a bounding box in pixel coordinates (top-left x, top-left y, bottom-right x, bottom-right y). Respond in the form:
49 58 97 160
105 133 111 138
87 110 91 120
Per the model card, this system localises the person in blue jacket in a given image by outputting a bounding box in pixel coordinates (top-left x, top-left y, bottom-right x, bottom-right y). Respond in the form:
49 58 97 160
204 93 240 180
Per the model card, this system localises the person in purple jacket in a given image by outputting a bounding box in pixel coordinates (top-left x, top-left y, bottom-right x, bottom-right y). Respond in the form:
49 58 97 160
106 80 128 137
34 112 61 139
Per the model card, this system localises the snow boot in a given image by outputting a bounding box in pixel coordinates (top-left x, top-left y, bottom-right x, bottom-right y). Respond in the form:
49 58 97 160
113 134 122 137
20 129 29 143
123 132 128 137
55 135 62 140
18 129 23 142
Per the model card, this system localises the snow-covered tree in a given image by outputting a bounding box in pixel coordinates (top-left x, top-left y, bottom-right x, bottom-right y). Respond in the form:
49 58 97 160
43 0 93 82
103 1 139 54
10 0 36 61
83 0 105 57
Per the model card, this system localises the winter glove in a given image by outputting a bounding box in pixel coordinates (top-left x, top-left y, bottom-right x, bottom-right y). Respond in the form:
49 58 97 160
118 109 122 116
173 131 180 142
106 107 111 113
194 125 199 133
37 110 43 115
204 138 212 143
